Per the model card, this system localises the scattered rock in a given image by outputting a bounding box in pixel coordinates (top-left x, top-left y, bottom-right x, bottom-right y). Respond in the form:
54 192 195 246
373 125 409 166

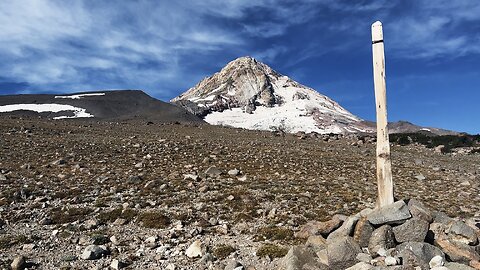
327 215 359 242
397 242 445 266
367 200 411 225
346 262 373 270
110 259 127 269
353 217 375 248
11 256 27 270
444 262 476 269
81 245 109 260
228 169 240 176
295 216 342 239
186 240 203 258
408 199 434 223
279 246 327 270
224 260 243 270
385 256 398 266
393 218 429 243
447 220 479 245
205 166 222 176
368 225 395 256
435 235 480 262
327 236 362 269
430 255 445 268
415 174 426 181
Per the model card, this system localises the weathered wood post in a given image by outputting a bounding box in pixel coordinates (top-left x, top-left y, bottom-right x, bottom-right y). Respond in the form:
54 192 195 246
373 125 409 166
372 21 394 207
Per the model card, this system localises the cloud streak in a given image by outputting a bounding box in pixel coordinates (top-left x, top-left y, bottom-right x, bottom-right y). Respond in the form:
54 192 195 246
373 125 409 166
0 0 479 100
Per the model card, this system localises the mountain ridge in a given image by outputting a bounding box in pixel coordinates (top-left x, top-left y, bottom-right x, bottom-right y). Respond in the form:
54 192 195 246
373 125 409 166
172 56 372 134
0 90 204 123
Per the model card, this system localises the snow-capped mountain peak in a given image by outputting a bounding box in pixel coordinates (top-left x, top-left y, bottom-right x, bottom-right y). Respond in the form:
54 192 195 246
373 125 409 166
172 56 371 134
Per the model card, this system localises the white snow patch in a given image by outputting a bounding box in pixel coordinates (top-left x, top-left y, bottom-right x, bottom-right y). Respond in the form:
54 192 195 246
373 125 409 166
420 128 431 132
0 104 94 119
54 93 105 99
205 106 343 134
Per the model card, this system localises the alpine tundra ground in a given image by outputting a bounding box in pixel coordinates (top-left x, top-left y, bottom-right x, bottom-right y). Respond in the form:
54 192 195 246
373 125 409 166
0 116 479 269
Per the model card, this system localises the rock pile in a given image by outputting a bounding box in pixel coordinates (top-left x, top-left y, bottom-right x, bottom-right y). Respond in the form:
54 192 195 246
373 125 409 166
281 199 480 269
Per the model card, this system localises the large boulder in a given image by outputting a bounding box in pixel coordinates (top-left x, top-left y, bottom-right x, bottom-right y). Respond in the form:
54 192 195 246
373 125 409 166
368 225 396 257
393 218 430 243
367 200 411 226
327 215 360 242
447 220 479 245
408 199 434 223
396 242 445 266
295 216 343 239
435 235 480 263
327 236 362 269
278 246 328 270
81 245 109 260
354 217 375 248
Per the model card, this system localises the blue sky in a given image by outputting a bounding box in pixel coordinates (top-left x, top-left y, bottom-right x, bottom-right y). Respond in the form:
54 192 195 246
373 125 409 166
0 0 479 134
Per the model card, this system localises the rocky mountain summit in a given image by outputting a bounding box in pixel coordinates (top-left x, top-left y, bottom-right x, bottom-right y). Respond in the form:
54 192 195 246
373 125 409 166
172 56 373 134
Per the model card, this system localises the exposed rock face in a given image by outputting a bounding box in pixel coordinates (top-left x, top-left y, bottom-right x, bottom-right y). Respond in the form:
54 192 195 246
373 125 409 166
172 56 371 134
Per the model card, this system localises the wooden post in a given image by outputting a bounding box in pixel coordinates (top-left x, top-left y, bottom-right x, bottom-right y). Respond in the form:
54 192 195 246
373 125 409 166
372 21 394 207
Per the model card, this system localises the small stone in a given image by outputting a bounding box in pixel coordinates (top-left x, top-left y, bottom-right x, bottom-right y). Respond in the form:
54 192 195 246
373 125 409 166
429 255 445 268
367 200 411 225
110 259 127 269
205 166 222 176
53 159 67 165
200 253 214 264
186 240 202 258
22 243 36 251
415 174 426 181
385 256 398 266
368 225 395 257
226 195 235 201
0 173 7 181
356 253 372 263
11 256 27 270
225 260 243 270
145 236 157 247
444 262 476 269
346 262 373 270
110 236 119 245
228 169 240 176
184 174 199 181
81 245 109 260
295 216 342 239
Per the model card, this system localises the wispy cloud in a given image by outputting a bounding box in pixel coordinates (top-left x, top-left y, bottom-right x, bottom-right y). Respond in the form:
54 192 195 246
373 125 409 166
0 0 479 99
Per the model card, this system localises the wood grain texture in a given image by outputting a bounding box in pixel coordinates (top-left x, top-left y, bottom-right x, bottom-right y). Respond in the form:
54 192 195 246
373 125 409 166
372 21 394 207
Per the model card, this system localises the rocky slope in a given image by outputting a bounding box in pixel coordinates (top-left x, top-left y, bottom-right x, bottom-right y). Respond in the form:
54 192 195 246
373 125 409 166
172 56 373 134
0 90 204 124
0 116 478 269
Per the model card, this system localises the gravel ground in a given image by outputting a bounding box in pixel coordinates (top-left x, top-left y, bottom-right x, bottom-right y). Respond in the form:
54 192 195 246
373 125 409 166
0 116 479 269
